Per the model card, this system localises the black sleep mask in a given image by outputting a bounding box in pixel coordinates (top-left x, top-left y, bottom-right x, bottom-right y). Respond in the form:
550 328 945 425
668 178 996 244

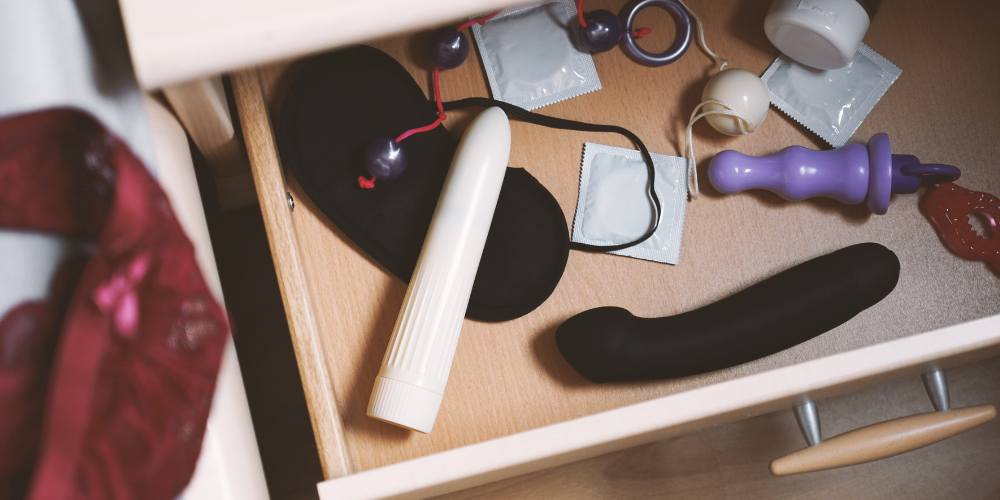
277 45 570 322
278 45 663 321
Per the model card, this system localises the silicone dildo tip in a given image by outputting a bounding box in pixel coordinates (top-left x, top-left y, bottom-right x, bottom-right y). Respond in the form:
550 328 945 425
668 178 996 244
839 242 900 306
427 27 469 69
555 306 639 383
579 9 622 53
365 137 408 181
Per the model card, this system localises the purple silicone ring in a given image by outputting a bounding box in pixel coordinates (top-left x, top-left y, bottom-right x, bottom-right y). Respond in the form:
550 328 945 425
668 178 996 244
618 0 693 67
900 164 962 185
866 133 893 215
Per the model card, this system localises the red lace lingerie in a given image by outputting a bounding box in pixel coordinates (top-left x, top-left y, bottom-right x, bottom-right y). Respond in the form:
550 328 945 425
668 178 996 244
0 108 227 500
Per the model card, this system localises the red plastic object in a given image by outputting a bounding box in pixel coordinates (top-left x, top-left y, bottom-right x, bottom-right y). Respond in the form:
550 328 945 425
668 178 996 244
923 183 1000 272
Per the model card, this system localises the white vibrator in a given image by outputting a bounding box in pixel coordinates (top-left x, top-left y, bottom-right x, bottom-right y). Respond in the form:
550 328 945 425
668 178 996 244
367 107 511 433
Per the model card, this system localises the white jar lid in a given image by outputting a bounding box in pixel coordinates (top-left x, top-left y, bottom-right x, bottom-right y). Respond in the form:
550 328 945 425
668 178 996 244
764 0 870 70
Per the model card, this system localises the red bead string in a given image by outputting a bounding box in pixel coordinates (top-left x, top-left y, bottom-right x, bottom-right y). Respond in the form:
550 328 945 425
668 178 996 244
395 67 445 143
577 1 652 38
457 9 503 32
632 27 652 38
362 9 501 189
393 9 501 145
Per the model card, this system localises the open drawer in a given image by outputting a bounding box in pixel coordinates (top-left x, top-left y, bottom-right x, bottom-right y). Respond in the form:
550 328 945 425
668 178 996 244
228 0 1000 497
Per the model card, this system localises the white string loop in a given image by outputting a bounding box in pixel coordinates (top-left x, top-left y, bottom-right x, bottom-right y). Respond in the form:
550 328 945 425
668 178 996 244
673 1 747 198
684 99 756 199
676 0 728 72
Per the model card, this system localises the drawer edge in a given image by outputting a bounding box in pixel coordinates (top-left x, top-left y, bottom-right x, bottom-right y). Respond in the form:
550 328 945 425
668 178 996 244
318 313 1000 500
231 68 355 478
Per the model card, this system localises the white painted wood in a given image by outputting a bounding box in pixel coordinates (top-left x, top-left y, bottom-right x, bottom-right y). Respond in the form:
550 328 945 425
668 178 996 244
163 76 257 209
119 0 533 89
145 95 271 500
318 314 1000 500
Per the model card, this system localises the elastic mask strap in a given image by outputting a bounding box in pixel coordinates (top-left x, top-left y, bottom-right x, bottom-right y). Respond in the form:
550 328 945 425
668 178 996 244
443 97 662 253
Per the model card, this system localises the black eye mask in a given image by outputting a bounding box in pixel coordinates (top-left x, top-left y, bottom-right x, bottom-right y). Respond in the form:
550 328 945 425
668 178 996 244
278 45 570 322
278 45 660 322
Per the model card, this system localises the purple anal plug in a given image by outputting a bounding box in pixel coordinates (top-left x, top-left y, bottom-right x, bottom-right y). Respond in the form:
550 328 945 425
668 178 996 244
707 133 962 215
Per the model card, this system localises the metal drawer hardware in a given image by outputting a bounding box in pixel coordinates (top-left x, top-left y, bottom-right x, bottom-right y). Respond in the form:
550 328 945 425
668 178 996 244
793 400 821 447
771 369 997 475
922 369 949 412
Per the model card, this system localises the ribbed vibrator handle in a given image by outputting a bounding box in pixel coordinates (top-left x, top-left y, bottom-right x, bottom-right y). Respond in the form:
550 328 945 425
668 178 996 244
367 107 511 433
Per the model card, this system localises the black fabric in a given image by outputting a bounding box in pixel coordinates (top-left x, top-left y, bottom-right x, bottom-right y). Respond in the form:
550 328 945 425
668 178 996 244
556 243 901 382
277 45 569 322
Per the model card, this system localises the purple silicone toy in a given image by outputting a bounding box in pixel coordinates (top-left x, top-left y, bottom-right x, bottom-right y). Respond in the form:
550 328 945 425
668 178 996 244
364 137 409 181
707 133 961 215
427 27 469 69
618 0 692 67
579 9 622 53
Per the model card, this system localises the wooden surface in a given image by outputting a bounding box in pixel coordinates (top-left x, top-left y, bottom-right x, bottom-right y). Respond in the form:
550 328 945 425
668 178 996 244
232 0 1000 485
770 405 997 476
117 0 531 89
163 77 257 210
317 316 1000 500
432 355 1000 500
231 69 355 479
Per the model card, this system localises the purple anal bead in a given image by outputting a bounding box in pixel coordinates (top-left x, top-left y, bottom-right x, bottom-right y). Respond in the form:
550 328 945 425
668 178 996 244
365 137 408 181
427 27 469 69
579 10 622 53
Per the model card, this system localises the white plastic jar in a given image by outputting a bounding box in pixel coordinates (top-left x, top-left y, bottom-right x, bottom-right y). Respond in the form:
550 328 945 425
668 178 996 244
764 0 871 70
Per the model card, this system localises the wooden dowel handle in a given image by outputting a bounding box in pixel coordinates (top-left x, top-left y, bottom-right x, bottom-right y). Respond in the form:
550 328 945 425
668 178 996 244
770 405 996 476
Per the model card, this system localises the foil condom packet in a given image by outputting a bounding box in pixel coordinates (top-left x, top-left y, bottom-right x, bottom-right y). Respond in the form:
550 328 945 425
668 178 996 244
762 43 901 148
472 0 601 110
572 143 689 264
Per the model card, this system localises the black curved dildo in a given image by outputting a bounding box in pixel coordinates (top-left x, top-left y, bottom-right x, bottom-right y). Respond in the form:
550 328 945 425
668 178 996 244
555 243 901 383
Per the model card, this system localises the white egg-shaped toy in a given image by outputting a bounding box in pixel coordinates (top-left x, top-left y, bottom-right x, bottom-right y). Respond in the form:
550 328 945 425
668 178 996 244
701 68 769 136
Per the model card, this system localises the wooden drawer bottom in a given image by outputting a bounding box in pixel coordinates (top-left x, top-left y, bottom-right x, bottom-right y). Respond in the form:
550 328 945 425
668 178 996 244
227 0 1000 497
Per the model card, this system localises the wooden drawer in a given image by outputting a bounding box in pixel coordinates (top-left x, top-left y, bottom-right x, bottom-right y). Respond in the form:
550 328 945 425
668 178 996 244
228 0 1000 497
